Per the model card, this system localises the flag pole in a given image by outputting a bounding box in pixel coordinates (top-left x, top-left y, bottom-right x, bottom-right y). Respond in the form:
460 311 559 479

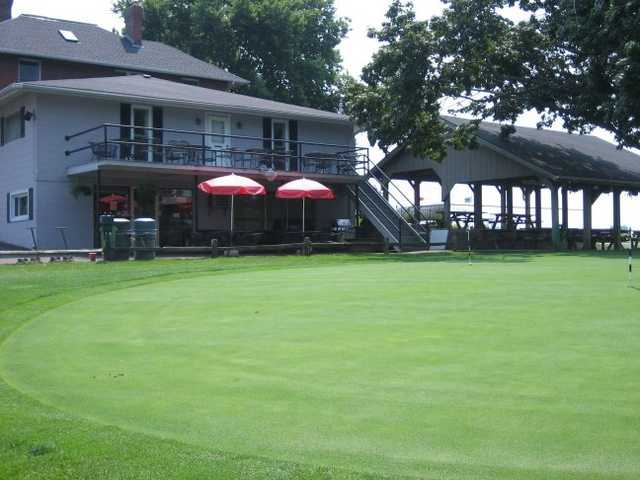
467 226 472 265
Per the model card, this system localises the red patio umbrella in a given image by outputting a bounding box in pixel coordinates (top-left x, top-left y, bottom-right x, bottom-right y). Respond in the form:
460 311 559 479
198 174 266 245
99 194 127 203
276 178 334 237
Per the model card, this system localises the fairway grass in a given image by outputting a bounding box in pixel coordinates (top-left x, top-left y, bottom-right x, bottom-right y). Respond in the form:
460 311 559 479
0 253 639 479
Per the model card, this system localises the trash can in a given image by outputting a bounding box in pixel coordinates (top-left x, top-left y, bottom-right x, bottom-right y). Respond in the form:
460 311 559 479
113 218 131 261
99 215 115 261
133 217 157 260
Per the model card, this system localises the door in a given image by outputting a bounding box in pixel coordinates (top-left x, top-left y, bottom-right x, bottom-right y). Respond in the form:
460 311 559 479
131 105 152 161
206 114 231 166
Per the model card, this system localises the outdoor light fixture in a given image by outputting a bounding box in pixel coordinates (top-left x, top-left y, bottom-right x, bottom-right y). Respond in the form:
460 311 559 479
23 110 35 121
195 117 202 126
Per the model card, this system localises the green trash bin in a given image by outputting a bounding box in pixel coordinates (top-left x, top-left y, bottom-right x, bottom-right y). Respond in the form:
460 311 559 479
113 218 131 261
133 218 157 260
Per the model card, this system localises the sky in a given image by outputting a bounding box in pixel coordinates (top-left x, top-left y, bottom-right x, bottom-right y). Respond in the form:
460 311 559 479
11 0 639 229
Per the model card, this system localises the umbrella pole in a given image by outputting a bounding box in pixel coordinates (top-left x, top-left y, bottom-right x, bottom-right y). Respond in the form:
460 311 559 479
302 197 305 241
230 194 234 247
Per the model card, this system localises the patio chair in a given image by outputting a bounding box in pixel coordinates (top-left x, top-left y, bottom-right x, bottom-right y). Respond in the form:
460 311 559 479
336 152 357 175
233 148 256 169
246 148 271 171
165 140 191 164
89 141 118 161
303 152 337 174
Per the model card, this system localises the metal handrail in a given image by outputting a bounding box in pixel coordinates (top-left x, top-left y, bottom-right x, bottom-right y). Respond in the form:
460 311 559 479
367 160 428 226
342 160 428 245
346 185 400 243
66 139 366 166
66 123 366 152
352 184 403 235
359 180 428 244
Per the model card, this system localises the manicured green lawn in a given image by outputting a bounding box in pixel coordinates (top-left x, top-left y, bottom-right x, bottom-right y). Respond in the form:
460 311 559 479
0 252 639 479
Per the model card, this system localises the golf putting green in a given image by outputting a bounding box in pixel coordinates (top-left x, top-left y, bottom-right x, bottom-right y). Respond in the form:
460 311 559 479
2 258 639 479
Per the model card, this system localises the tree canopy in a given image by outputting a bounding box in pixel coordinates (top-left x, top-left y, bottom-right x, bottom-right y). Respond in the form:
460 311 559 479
345 0 640 161
113 0 349 112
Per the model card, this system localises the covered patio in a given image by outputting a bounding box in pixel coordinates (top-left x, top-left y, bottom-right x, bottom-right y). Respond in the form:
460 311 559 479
379 117 640 250
68 163 356 247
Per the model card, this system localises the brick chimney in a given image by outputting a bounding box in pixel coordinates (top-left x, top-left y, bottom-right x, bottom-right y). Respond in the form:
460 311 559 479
124 2 144 46
0 0 13 22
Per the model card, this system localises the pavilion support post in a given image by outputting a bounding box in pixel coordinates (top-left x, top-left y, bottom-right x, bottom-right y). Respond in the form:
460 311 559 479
613 187 622 250
561 185 569 231
550 184 562 249
497 185 506 229
473 183 483 229
506 185 514 230
523 187 532 229
582 186 593 250
442 187 451 229
534 187 542 229
411 179 421 220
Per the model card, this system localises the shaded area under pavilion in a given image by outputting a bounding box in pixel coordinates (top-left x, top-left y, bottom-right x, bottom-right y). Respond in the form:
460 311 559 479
378 117 640 250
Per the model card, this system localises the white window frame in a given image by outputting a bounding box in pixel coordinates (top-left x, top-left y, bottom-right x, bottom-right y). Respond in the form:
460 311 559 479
9 189 29 222
18 58 42 82
271 119 290 151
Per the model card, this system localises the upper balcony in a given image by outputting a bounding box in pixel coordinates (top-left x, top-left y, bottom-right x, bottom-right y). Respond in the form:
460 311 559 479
65 124 369 180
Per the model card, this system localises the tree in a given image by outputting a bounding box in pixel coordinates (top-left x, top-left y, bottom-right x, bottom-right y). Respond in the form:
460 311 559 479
345 0 640 161
113 0 349 112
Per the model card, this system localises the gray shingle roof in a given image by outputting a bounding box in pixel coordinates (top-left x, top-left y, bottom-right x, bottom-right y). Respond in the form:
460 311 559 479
382 116 640 187
0 14 248 85
3 74 351 123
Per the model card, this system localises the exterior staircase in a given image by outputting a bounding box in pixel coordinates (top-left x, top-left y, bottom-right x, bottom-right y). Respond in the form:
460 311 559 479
348 160 429 250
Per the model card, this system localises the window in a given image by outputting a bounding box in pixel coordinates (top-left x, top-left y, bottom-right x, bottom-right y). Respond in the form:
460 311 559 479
1 110 24 145
272 119 289 152
59 30 79 42
9 190 30 222
18 60 41 82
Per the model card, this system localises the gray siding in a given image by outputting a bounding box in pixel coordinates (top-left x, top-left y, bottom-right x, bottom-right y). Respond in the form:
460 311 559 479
0 94 37 248
386 144 536 196
35 95 118 248
10 92 355 248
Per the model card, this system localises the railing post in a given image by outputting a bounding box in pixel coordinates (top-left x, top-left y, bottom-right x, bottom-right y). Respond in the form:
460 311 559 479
201 133 206 165
398 216 402 250
299 142 303 172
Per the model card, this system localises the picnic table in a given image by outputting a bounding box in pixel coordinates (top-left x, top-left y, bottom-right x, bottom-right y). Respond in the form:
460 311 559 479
489 213 535 230
449 211 475 229
592 229 630 250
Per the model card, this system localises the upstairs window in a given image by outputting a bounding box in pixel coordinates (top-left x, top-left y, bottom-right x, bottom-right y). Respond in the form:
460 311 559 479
1 110 24 145
18 60 41 82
